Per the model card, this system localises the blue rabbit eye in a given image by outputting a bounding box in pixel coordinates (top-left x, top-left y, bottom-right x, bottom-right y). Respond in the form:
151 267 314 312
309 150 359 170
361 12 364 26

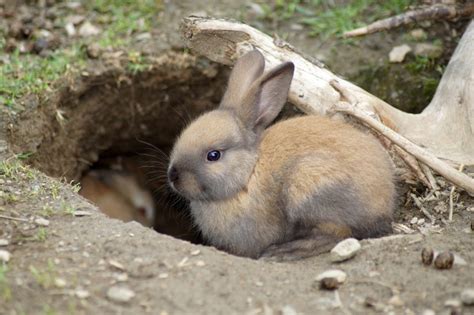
207 150 221 162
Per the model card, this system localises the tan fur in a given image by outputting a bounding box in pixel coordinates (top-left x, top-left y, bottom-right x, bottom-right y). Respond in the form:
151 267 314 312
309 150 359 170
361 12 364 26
79 171 154 227
168 50 395 260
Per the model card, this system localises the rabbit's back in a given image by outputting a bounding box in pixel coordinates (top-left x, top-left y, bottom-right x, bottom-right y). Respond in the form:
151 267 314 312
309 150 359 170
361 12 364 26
258 115 395 239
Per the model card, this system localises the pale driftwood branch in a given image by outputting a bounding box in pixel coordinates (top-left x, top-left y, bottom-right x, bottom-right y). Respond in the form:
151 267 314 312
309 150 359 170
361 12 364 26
0 214 29 222
420 164 439 191
449 164 465 221
181 17 474 166
394 146 432 189
329 80 474 195
344 3 474 37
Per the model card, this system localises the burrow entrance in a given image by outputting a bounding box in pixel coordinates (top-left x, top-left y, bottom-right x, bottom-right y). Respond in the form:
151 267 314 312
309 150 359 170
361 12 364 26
7 52 234 244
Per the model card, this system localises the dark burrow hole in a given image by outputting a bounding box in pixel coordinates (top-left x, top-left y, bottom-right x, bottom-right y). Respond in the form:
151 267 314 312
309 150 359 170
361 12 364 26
8 53 229 244
7 52 303 246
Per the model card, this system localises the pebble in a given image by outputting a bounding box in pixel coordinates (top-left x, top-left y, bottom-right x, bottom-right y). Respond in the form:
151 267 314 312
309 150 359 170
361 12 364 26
78 21 101 37
389 44 412 63
444 299 462 308
280 305 297 315
86 43 101 59
434 251 454 269
330 238 361 262
461 289 474 305
195 260 206 267
316 270 347 290
190 249 201 256
410 217 418 225
34 217 50 226
115 273 128 282
54 278 67 288
420 310 435 315
0 239 8 246
108 260 125 271
0 250 11 262
75 288 90 299
73 210 92 216
107 286 135 303
388 295 404 307
158 273 169 279
410 29 427 40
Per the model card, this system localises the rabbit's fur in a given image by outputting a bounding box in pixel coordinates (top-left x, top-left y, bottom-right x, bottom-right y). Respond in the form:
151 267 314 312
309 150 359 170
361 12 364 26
168 50 395 260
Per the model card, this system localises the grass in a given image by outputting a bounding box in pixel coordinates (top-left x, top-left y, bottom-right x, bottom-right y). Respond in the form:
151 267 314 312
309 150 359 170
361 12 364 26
29 260 56 289
0 0 163 110
260 0 414 38
0 264 12 301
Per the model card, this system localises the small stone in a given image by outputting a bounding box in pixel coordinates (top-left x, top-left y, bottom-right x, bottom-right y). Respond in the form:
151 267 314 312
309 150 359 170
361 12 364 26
107 286 135 303
389 44 412 63
330 238 361 262
410 29 427 40
54 278 67 288
32 38 49 54
414 43 443 58
108 260 125 271
158 273 168 279
280 305 297 315
434 251 454 269
247 3 265 18
0 239 8 246
0 250 11 262
195 260 206 267
421 247 434 265
461 289 474 305
454 254 467 266
388 295 404 307
65 23 76 37
34 217 50 226
78 21 101 37
444 299 462 308
417 218 425 225
364 296 377 307
75 288 90 299
255 281 263 287
410 217 418 225
85 43 101 59
420 310 435 315
73 210 92 216
115 273 128 282
190 249 201 256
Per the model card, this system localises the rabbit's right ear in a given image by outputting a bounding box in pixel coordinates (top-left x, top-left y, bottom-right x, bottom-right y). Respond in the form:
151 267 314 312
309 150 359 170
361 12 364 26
220 50 265 109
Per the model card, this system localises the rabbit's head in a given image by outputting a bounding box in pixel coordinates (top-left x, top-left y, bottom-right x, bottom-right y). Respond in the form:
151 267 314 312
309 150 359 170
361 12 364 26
168 50 294 201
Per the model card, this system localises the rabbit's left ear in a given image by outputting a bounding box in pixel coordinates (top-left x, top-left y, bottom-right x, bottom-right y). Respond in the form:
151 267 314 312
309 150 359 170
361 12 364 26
252 62 294 131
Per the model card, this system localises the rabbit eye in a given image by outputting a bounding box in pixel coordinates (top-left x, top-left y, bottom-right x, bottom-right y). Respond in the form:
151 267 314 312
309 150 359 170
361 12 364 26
206 150 221 162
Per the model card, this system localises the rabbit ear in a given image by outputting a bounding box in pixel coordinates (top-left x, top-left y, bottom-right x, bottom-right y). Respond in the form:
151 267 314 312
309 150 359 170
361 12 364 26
251 61 294 131
220 50 265 110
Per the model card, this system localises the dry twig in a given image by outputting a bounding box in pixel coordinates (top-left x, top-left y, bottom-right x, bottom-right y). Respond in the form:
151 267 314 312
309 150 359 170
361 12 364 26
0 214 29 222
449 164 465 221
344 3 474 37
329 80 474 196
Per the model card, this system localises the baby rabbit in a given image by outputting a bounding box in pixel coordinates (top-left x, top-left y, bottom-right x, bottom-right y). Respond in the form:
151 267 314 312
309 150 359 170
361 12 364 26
80 170 155 227
168 50 395 261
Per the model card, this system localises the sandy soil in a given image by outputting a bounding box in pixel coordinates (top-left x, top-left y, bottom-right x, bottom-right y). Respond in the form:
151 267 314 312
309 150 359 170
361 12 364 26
1 1 473 315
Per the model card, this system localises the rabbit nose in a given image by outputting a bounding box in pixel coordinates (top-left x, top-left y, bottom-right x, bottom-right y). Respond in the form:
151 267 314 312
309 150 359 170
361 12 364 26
168 166 179 183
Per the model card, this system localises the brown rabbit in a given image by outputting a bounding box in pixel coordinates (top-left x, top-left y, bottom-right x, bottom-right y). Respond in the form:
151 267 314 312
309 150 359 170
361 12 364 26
167 50 395 260
80 170 155 227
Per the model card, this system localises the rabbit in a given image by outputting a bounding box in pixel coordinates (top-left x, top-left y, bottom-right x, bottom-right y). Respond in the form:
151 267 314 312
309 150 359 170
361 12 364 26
167 50 395 261
80 169 155 227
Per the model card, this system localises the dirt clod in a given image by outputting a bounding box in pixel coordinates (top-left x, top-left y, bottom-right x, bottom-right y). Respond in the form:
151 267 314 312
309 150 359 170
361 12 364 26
434 251 454 269
421 247 434 265
320 277 340 290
